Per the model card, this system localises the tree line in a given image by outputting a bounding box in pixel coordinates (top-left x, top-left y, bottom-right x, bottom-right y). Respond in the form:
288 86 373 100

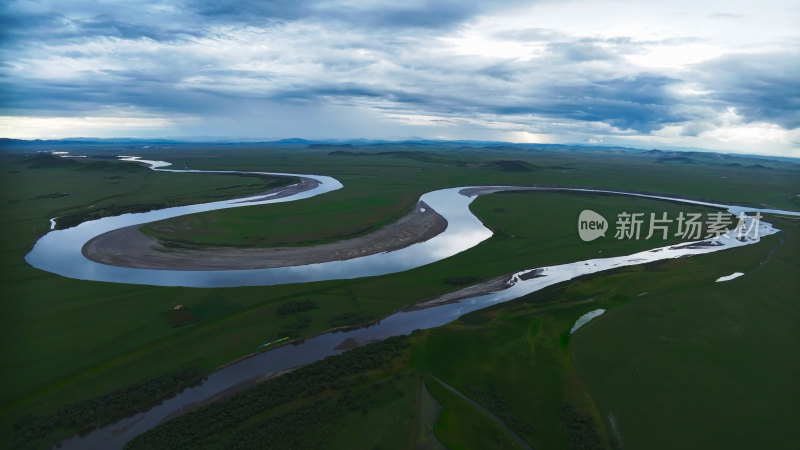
13 367 202 449
126 336 410 449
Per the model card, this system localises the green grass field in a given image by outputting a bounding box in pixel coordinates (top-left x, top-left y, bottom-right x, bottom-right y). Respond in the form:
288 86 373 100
140 146 799 247
571 214 800 450
1 145 798 449
131 214 799 449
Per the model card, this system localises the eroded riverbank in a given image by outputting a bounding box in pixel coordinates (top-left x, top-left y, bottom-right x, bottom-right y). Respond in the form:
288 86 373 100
83 197 446 270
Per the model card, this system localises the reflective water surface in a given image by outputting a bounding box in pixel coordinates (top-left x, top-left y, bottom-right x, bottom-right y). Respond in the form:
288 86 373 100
41 157 798 449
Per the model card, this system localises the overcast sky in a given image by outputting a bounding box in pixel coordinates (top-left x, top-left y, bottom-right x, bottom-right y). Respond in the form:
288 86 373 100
1 0 798 156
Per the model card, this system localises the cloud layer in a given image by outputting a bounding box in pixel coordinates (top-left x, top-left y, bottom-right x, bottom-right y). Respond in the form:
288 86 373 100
1 0 799 156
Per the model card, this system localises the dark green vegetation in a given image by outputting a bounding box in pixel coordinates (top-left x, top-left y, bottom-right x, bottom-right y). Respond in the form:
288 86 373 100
12 368 202 449
126 337 412 449
277 299 318 315
140 146 799 248
166 308 198 328
17 154 295 230
571 214 800 450
130 214 800 450
1 143 798 449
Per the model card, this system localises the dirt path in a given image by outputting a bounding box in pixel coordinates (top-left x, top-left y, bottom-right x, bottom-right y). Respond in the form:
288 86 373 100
427 374 532 450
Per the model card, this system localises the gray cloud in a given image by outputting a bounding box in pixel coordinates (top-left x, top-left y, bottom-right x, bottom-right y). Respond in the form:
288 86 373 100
0 6 198 46
493 27 565 42
479 75 687 132
1 0 798 155
188 0 312 23
187 0 519 30
75 16 203 41
544 42 620 63
708 12 744 20
693 53 800 128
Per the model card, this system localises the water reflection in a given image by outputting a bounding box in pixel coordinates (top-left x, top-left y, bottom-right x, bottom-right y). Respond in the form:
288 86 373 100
57 212 788 450
26 181 496 287
38 157 800 449
25 158 800 288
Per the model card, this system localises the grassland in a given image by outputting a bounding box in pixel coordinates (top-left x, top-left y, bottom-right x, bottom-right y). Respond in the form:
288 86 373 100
571 214 800 450
1 144 798 449
130 213 799 449
139 146 799 247
141 173 423 248
125 337 417 449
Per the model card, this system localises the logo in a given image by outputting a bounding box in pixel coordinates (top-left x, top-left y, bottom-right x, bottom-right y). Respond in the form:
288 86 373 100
578 210 608 241
577 209 760 243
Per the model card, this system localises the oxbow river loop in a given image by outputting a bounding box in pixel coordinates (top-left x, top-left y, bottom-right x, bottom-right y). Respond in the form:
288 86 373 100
31 156 798 449
26 156 799 288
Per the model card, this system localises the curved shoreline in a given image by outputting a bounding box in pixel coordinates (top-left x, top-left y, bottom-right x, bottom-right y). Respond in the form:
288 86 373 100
26 154 800 288
83 200 446 270
76 180 771 274
57 212 787 450
45 156 800 449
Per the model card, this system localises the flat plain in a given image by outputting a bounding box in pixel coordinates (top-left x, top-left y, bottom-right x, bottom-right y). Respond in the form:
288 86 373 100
1 142 798 449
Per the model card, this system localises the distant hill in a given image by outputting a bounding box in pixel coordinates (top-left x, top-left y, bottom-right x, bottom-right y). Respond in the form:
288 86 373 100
18 153 81 169
482 160 539 171
1 138 797 165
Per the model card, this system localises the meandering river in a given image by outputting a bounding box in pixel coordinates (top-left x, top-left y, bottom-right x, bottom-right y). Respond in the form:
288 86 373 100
31 156 798 449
